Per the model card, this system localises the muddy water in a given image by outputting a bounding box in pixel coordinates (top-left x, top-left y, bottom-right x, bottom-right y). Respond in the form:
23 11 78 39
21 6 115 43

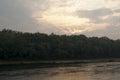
0 62 120 80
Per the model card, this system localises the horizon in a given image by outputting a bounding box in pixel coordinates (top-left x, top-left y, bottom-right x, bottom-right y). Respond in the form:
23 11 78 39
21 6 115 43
1 28 119 40
0 0 120 39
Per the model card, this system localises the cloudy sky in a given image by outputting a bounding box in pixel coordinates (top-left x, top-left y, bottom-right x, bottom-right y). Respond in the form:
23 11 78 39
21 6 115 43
0 0 120 39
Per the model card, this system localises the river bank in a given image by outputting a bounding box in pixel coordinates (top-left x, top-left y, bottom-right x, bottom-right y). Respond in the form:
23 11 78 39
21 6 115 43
0 59 120 65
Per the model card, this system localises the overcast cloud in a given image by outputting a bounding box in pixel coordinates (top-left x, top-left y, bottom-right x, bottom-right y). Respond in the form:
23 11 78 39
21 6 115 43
0 0 120 39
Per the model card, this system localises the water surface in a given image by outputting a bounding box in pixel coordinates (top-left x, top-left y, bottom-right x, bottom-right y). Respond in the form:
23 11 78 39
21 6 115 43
0 62 120 80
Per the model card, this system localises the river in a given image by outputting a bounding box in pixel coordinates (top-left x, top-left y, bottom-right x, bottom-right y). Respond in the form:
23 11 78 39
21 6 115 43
0 62 120 80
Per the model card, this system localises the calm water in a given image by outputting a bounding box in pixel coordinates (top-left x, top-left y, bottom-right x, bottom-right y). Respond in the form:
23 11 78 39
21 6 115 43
0 62 120 80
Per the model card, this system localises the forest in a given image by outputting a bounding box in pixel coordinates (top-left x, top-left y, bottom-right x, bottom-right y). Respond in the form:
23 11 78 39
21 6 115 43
0 29 120 60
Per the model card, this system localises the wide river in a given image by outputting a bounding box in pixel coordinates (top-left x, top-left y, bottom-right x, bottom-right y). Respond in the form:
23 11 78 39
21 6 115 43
0 62 120 80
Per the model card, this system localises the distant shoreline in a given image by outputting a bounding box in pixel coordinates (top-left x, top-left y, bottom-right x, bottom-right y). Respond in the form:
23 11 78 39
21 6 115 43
0 59 120 65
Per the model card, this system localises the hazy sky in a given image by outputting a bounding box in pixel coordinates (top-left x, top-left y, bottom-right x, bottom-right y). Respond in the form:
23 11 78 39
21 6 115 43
0 0 120 39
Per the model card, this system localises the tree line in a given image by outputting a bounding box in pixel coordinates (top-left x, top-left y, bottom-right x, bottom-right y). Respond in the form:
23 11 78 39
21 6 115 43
0 29 120 60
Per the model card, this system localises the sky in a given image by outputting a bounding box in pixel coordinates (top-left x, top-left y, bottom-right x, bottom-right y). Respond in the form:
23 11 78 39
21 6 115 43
0 0 120 39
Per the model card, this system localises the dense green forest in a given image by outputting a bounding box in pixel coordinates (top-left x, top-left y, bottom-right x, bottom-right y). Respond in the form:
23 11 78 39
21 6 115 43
0 29 120 60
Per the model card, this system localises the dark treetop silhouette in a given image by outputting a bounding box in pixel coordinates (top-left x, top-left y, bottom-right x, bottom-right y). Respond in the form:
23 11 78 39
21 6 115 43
0 29 120 60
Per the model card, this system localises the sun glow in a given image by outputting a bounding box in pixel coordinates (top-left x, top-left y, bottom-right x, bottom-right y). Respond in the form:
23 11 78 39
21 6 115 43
29 0 118 34
65 29 84 34
33 13 90 27
32 0 90 27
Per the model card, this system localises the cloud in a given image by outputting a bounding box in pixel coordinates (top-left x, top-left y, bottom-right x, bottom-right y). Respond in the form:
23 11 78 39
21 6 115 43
0 0 120 39
83 24 120 39
76 7 120 39
77 8 113 22
0 0 40 32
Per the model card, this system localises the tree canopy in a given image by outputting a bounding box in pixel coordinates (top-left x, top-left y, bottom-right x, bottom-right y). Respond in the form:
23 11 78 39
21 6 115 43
0 29 120 60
